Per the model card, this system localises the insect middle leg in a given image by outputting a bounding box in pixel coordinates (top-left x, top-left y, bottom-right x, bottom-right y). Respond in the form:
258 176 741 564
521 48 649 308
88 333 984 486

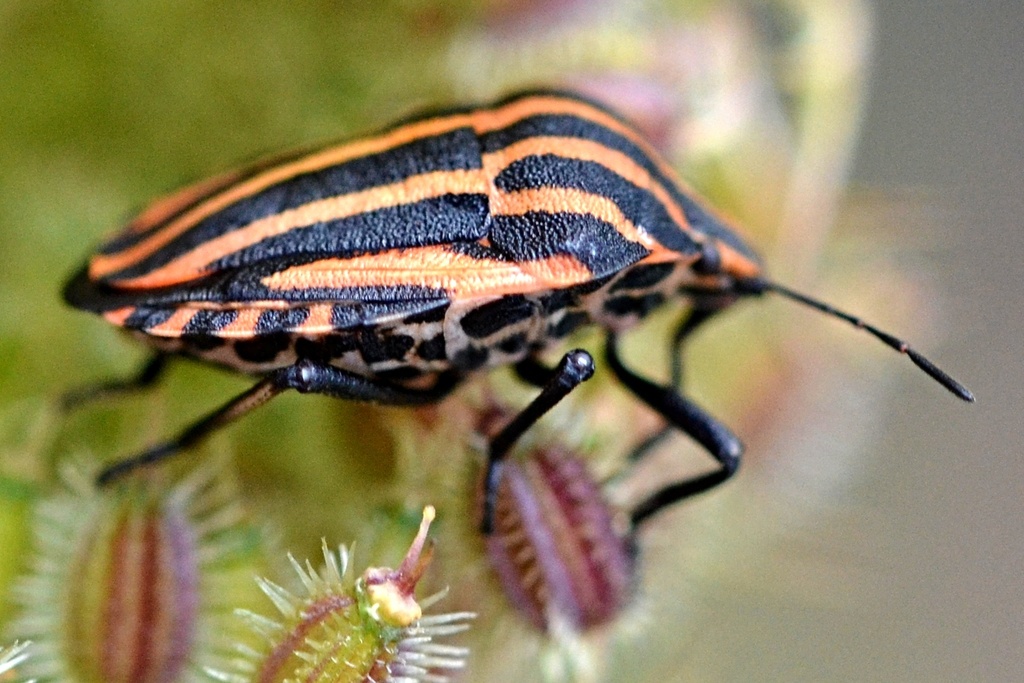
96 359 461 486
605 329 744 528
479 349 596 533
61 353 170 410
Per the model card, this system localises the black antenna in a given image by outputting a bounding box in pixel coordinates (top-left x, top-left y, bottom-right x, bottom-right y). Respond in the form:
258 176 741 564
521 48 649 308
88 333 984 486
738 278 975 402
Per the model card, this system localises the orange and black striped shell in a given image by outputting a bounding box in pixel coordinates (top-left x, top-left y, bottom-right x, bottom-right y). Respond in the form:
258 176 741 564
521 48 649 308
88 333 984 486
64 91 761 380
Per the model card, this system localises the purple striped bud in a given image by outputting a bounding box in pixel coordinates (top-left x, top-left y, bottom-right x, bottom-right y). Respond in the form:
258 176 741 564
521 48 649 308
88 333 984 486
484 436 636 633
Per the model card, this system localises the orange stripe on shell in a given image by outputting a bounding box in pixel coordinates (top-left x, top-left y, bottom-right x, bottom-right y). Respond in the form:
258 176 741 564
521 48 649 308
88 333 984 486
104 169 492 290
470 94 688 189
124 168 248 237
491 186 668 256
259 247 594 300
292 303 335 336
88 114 483 281
145 308 197 338
482 136 695 249
716 241 761 280
103 307 137 327
214 308 263 338
89 94 643 282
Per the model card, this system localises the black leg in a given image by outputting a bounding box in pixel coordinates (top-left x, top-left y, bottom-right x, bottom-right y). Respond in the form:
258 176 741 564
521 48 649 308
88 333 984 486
96 373 286 485
624 308 718 464
668 308 717 388
481 349 595 534
61 353 169 410
605 332 743 528
622 427 674 467
96 359 461 486
513 354 560 388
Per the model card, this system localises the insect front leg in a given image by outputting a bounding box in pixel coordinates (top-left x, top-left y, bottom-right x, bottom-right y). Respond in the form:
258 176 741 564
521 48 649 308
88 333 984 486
605 331 743 528
96 359 461 485
61 353 170 410
480 349 596 534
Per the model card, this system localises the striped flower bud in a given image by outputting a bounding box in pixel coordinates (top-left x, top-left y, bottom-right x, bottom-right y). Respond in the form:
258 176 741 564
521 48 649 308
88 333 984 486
9 461 265 683
478 407 636 634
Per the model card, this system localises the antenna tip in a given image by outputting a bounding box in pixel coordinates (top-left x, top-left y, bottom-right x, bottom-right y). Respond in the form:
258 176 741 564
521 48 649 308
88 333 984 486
757 278 975 403
956 386 977 403
907 350 975 403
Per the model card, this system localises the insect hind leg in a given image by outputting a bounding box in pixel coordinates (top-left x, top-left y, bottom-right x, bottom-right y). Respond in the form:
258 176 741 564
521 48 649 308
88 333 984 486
96 359 461 486
61 353 170 411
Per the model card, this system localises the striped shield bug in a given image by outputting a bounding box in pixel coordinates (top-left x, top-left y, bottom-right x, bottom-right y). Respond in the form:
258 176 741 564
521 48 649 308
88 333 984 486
62 90 974 532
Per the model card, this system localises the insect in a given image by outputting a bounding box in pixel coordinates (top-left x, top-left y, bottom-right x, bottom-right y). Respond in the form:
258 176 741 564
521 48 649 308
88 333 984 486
63 90 973 532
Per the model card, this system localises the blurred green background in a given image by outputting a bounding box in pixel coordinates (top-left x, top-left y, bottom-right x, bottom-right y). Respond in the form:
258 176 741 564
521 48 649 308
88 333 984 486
0 1 1020 681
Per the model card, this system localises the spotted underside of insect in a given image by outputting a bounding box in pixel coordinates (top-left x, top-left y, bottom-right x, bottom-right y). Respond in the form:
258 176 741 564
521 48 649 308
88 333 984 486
63 90 973 533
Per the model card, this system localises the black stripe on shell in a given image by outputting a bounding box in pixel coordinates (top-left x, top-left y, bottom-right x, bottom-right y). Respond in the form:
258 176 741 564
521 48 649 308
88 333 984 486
108 192 490 283
490 211 649 279
98 126 483 278
494 154 697 258
609 263 676 293
255 308 310 335
460 295 537 339
482 113 757 262
182 309 238 335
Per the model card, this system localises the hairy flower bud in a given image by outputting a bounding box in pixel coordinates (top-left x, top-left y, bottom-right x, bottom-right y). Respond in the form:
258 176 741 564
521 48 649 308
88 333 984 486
9 461 266 682
221 506 475 683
